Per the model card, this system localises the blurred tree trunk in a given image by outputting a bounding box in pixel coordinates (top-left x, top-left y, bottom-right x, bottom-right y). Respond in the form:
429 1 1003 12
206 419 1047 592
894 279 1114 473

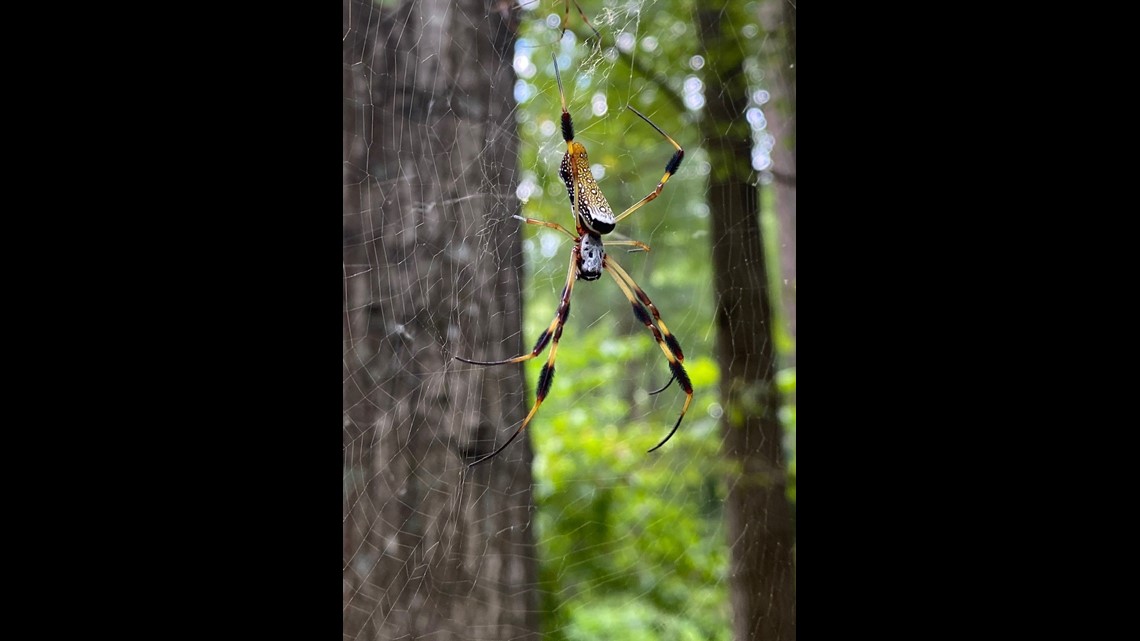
697 2 796 640
760 0 796 364
343 1 538 639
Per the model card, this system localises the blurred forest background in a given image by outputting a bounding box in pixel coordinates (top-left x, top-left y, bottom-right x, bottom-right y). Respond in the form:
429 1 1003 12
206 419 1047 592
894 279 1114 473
344 1 795 639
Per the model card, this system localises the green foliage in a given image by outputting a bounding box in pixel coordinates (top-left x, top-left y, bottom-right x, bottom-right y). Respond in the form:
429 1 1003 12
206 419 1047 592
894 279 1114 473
777 366 796 507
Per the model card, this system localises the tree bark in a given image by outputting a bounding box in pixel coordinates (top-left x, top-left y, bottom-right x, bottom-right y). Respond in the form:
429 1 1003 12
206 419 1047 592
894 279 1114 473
760 0 796 364
343 1 538 639
697 2 796 639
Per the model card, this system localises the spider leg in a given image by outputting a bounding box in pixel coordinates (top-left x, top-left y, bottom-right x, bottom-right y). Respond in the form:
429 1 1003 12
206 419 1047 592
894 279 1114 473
648 374 675 396
606 238 669 392
604 255 692 453
607 256 686 363
464 247 579 467
562 0 601 41
613 107 684 225
455 246 576 367
513 215 577 240
604 239 652 253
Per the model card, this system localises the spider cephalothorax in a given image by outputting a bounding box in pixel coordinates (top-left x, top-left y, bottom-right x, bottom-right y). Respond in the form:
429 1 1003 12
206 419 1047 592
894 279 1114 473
454 55 691 467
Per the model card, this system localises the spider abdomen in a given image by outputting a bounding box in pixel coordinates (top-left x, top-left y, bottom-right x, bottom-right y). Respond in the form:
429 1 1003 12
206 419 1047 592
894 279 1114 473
561 144 615 235
577 232 605 281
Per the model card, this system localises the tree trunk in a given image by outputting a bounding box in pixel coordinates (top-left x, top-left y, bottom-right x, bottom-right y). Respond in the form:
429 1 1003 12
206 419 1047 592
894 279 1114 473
343 1 538 639
760 0 797 364
697 2 796 639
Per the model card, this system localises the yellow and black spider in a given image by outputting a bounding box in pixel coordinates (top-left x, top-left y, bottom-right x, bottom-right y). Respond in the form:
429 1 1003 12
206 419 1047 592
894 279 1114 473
456 55 691 467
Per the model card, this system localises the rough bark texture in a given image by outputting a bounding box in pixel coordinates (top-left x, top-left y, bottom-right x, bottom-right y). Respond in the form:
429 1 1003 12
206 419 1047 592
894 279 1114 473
343 1 539 639
697 2 797 640
760 0 796 363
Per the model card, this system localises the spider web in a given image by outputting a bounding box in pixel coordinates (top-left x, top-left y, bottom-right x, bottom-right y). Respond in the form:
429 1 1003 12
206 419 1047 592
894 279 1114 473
343 1 793 639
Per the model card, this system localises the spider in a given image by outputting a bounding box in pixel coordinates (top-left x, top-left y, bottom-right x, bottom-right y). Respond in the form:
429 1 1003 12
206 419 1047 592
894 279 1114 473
456 54 692 467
